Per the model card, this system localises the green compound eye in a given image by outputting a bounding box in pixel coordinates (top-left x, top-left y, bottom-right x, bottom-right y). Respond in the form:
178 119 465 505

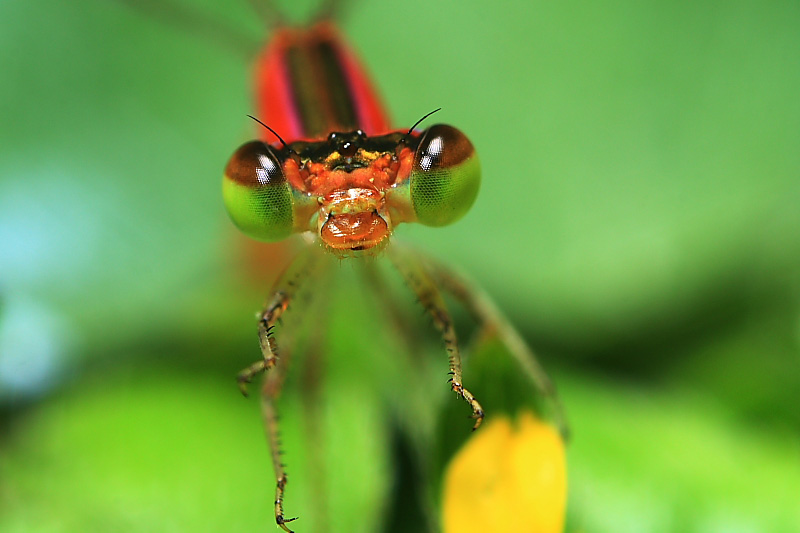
223 141 294 242
410 124 481 227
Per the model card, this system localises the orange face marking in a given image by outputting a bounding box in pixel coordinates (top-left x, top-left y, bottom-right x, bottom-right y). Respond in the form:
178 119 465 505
318 188 390 251
320 212 389 250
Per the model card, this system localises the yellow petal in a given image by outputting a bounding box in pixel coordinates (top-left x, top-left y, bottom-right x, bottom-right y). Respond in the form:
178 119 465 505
443 411 567 532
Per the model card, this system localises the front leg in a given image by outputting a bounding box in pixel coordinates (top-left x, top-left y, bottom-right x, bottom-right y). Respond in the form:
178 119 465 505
235 290 290 396
388 245 484 431
425 255 569 439
261 362 297 533
236 247 321 395
237 247 323 531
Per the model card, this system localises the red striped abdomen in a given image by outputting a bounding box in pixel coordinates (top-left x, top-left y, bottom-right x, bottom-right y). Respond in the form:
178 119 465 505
254 21 391 143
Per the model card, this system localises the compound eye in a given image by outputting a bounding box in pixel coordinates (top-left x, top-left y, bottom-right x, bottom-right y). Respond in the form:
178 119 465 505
223 141 294 241
410 124 480 227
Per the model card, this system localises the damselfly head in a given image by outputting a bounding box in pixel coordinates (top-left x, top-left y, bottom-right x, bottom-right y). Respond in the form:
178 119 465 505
223 124 481 254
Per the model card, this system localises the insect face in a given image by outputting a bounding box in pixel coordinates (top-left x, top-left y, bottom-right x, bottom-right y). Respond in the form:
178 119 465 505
223 124 480 253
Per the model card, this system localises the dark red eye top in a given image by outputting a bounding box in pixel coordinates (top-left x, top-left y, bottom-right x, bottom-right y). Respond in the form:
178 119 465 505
414 124 476 173
224 141 286 188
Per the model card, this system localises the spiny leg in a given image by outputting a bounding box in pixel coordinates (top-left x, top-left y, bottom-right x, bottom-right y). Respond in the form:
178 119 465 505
388 245 484 431
240 248 324 530
237 248 322 395
261 364 297 533
425 254 569 439
261 270 331 532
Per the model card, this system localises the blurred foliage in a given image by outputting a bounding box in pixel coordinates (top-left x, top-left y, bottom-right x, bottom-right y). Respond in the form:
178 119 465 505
1 0 799 531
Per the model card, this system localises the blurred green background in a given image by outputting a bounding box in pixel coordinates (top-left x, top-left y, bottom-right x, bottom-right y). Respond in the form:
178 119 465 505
1 0 799 531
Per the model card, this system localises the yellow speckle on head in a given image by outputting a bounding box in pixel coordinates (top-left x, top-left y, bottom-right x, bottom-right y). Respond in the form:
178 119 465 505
324 151 342 165
359 149 380 162
443 411 567 533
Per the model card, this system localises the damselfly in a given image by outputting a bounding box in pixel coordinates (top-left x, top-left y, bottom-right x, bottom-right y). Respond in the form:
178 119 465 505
222 4 566 531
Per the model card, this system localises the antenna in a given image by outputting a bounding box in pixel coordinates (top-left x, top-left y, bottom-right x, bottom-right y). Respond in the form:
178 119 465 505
405 107 442 136
247 115 289 149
